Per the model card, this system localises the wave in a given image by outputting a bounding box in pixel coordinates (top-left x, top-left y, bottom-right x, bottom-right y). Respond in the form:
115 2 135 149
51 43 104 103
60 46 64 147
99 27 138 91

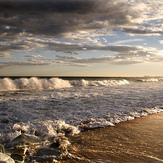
0 77 129 91
1 106 162 143
1 76 163 91
0 77 72 91
10 120 80 141
137 78 163 82
70 79 129 86
78 106 163 130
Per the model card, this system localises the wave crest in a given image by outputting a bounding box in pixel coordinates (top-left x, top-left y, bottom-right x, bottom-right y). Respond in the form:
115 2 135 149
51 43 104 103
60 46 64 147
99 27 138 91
0 77 130 91
137 78 163 82
0 77 72 91
70 79 129 87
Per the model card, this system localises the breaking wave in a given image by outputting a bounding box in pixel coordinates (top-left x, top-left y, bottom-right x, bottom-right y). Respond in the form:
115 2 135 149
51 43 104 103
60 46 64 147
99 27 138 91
137 78 163 82
0 77 129 91
1 106 162 143
0 77 72 91
70 79 129 86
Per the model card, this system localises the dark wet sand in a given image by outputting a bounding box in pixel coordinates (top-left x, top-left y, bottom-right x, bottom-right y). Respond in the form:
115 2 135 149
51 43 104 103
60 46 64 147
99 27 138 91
62 112 163 163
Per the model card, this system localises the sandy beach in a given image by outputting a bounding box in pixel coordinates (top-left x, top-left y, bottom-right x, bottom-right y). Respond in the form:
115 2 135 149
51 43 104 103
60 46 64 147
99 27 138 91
63 112 163 163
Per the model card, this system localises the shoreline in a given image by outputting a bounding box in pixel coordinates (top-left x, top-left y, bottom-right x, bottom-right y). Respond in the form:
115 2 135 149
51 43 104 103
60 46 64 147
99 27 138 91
63 112 163 162
1 112 163 162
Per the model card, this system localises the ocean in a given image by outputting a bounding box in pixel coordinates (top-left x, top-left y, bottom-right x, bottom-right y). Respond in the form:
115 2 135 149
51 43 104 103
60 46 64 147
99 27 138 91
0 76 163 162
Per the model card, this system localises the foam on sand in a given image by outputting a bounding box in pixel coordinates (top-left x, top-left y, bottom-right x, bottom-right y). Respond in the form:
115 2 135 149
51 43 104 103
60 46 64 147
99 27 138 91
66 112 163 163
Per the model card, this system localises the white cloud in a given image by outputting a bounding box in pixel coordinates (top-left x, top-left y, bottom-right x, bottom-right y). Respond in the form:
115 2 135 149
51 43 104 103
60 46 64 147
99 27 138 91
159 40 163 44
0 52 12 58
66 63 90 67
103 38 107 43
63 33 100 44
110 39 144 45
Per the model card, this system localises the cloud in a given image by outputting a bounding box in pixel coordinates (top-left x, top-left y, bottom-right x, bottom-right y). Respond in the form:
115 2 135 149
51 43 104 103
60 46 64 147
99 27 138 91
54 45 163 66
159 40 163 44
1 42 163 68
24 55 46 59
0 0 162 38
65 63 90 67
30 38 150 54
63 33 100 44
54 55 142 66
122 28 163 36
23 37 148 55
0 51 12 58
0 36 46 58
0 60 53 69
54 55 113 66
0 0 163 68
110 39 144 45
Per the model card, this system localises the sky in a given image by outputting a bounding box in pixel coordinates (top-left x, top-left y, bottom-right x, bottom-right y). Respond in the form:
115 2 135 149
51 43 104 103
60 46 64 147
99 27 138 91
0 0 163 77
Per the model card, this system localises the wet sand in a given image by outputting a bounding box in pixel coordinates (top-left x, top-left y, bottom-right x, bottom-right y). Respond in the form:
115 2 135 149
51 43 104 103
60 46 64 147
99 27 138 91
63 112 163 163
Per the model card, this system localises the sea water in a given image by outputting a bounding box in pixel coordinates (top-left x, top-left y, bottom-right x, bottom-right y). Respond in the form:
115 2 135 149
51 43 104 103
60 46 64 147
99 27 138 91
0 76 163 161
0 76 163 144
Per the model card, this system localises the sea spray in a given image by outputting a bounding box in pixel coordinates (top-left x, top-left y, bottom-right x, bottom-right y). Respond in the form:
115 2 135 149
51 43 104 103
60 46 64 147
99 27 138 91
70 79 129 87
0 77 130 91
0 77 72 91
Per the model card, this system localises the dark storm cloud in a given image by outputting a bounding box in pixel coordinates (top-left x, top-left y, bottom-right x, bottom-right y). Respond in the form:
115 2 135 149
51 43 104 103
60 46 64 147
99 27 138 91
0 0 149 37
0 0 162 40
0 0 162 37
0 0 94 13
0 0 97 36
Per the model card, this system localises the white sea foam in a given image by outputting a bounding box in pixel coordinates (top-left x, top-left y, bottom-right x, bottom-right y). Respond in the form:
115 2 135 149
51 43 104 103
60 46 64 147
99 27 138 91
0 77 130 91
0 77 163 143
138 78 163 82
0 78 17 91
11 120 80 141
0 77 72 91
70 79 129 87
